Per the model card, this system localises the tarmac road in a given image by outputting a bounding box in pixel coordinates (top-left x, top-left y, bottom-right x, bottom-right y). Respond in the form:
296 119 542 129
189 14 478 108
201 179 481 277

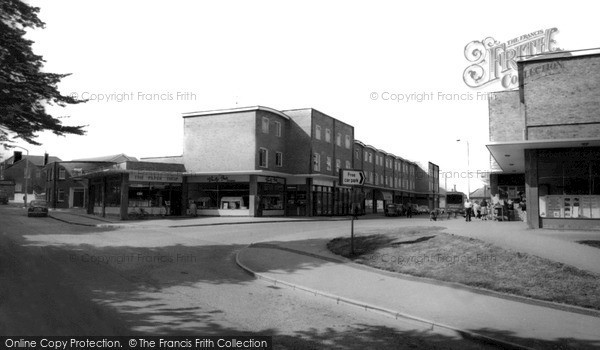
0 206 496 349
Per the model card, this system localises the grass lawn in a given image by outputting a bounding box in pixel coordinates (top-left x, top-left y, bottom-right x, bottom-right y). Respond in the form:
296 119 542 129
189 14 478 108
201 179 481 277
328 226 600 310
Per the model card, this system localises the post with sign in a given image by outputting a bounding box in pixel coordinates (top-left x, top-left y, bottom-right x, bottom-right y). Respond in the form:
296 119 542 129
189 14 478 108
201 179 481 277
339 169 365 256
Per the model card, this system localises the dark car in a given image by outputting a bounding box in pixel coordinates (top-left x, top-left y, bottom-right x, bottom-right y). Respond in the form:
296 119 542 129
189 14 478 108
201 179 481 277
385 203 401 217
28 200 48 217
0 192 8 205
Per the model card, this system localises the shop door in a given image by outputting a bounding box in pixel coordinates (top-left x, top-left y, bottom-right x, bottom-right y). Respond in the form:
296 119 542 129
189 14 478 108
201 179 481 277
73 189 84 208
169 186 182 215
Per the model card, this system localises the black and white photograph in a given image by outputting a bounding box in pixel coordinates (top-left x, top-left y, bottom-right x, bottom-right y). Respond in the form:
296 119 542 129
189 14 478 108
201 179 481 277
1 1 599 349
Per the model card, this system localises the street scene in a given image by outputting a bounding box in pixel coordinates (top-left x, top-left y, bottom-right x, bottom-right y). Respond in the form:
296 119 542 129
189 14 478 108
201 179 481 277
2 0 600 349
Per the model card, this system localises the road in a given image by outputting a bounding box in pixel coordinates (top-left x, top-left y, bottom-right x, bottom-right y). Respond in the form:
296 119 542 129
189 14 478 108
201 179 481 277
0 206 496 349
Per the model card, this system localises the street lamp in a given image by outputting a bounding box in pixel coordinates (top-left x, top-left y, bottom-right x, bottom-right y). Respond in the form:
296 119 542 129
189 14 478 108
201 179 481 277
456 139 470 200
14 145 29 207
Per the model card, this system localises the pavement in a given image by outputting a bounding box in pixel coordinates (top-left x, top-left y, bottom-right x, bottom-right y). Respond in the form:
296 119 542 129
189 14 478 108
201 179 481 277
47 208 600 349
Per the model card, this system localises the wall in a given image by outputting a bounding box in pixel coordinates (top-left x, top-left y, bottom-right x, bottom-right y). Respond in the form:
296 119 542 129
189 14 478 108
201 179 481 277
489 90 523 142
183 111 256 173
522 54 600 140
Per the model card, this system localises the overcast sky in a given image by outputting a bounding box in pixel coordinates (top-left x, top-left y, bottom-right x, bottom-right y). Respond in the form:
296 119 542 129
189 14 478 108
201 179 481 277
4 0 599 193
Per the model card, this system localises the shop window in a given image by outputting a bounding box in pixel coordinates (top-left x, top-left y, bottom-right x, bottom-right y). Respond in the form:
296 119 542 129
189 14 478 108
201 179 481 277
315 125 321 140
345 135 351 149
274 121 281 137
259 148 268 168
262 117 269 134
276 152 283 167
313 153 321 172
325 128 331 143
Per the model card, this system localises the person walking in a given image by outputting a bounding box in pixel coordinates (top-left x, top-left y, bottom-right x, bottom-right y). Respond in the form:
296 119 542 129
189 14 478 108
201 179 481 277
464 199 473 222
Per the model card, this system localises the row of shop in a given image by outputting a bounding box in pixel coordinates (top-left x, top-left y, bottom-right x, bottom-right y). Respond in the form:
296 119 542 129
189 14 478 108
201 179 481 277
84 170 434 220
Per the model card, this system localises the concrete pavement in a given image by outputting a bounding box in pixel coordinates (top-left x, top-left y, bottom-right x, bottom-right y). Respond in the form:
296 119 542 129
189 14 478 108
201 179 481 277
237 243 600 350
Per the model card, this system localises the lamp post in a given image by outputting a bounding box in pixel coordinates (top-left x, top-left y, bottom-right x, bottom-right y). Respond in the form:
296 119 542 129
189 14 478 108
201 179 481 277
456 139 470 200
14 146 30 207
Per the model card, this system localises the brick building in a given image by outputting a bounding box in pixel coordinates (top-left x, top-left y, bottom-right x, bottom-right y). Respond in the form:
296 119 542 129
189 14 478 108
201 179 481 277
487 50 600 230
181 105 438 217
1 153 61 203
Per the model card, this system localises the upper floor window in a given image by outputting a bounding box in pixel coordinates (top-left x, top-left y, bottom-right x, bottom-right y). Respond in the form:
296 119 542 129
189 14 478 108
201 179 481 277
259 148 268 168
336 133 341 147
313 153 321 171
315 125 321 140
262 117 269 134
325 128 331 143
274 121 282 137
59 168 66 180
335 159 341 173
326 157 332 171
275 152 283 167
345 160 351 169
355 149 360 160
345 135 351 149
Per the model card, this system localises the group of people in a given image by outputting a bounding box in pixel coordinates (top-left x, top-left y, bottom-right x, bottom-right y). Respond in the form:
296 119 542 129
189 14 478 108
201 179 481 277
463 199 490 222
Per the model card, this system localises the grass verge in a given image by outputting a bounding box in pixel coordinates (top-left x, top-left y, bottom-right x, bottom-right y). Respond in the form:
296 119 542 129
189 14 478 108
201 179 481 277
328 226 600 310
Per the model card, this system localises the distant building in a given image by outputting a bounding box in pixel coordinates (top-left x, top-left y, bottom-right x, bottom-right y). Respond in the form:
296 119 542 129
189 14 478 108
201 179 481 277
1 152 61 202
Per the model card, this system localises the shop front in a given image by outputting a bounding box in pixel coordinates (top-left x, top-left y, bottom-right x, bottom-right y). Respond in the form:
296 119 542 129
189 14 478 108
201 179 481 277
534 147 600 229
186 174 286 217
87 170 184 219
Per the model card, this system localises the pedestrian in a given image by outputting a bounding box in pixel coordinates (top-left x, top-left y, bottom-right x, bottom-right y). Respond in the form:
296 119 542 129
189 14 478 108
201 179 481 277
481 203 488 220
473 201 481 219
406 202 412 218
464 199 472 222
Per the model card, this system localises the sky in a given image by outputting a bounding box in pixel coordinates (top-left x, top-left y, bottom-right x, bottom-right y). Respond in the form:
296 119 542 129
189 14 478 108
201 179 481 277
3 0 599 194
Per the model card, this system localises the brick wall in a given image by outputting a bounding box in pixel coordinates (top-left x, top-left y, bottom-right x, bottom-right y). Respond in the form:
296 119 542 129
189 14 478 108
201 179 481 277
489 90 523 142
522 54 600 140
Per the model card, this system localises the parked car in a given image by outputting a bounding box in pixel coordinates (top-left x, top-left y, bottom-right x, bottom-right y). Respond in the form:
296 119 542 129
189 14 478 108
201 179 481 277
0 191 8 205
385 203 401 217
27 200 48 217
417 205 430 214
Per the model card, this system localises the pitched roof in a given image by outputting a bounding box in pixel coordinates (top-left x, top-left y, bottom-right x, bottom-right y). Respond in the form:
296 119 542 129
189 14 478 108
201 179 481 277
71 154 138 162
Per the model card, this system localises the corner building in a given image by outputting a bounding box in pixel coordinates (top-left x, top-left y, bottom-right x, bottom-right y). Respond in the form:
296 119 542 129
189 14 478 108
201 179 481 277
182 106 436 217
487 50 600 230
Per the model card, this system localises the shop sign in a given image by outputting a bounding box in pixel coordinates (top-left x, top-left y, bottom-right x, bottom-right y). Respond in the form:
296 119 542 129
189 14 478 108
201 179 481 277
130 172 182 183
258 176 285 184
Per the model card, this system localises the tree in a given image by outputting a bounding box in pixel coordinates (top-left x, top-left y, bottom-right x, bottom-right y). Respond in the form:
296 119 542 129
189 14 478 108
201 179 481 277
0 0 85 147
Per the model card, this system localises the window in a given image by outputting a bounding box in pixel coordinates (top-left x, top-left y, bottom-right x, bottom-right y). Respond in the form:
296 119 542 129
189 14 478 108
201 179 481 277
345 160 351 169
275 152 283 167
259 148 268 168
364 151 368 160
262 117 269 134
274 121 281 137
313 153 321 171
35 170 40 179
315 125 321 140
57 189 65 202
355 149 360 160
345 135 351 149
336 159 341 173
368 153 373 163
336 133 341 146
325 128 331 143
59 168 66 180
326 157 332 171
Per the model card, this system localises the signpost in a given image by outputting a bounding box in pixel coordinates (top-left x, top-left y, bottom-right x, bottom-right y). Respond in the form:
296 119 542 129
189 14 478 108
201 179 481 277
339 169 365 255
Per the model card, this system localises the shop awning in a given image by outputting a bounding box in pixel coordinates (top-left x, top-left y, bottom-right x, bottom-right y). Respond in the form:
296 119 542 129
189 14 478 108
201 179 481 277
486 137 600 173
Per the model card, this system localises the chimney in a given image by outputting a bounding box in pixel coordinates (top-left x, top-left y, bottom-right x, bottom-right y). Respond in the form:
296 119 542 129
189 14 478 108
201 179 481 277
13 151 22 163
44 153 49 166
